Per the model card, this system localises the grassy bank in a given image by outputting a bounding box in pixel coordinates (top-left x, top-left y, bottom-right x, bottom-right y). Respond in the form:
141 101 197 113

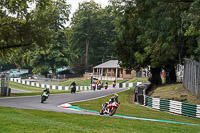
1 81 200 132
0 88 199 133
8 81 68 97
72 88 200 125
150 83 200 105
125 77 148 83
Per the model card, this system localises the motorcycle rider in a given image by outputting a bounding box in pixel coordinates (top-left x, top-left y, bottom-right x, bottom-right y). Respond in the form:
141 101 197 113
70 81 76 93
112 80 116 87
41 88 50 99
70 81 76 87
42 88 50 95
105 81 108 86
104 81 108 89
110 93 119 103
92 81 96 91
104 93 119 112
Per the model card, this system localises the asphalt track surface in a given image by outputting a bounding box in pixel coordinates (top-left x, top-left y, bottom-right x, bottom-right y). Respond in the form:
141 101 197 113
11 88 30 93
0 87 128 115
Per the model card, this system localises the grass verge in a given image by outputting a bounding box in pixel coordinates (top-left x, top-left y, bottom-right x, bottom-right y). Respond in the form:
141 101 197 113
72 88 200 125
150 83 200 105
0 88 199 132
0 107 199 133
7 81 68 97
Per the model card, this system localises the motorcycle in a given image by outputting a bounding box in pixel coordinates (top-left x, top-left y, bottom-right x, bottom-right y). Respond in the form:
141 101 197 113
92 83 96 91
104 84 108 89
99 102 120 116
70 86 76 93
112 82 116 87
41 92 49 103
97 84 102 90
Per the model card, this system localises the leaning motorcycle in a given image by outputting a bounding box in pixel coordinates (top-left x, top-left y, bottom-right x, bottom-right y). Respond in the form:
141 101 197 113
41 92 49 103
99 102 120 116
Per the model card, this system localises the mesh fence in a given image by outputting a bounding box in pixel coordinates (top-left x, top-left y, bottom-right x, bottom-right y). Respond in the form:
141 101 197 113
183 58 200 99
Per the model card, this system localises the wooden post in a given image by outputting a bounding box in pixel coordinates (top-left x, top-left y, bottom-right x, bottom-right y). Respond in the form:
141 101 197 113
116 68 117 80
111 68 112 80
106 68 108 80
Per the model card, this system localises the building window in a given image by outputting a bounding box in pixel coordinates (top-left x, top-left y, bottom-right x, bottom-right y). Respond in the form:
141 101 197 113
126 69 131 74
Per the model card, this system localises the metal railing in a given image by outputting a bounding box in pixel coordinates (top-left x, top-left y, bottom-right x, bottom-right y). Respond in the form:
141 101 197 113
183 58 200 98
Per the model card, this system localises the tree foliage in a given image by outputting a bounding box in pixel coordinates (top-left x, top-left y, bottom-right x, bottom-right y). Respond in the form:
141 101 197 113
0 0 53 60
70 1 116 73
111 0 200 84
9 0 71 77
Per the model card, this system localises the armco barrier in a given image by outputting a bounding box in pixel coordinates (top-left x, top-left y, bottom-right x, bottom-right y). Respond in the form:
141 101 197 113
10 78 91 91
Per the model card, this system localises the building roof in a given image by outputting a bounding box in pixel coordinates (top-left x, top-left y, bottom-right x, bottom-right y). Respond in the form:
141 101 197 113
49 67 71 74
94 60 120 68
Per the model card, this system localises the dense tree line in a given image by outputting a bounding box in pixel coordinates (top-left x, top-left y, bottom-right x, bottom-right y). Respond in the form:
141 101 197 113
111 0 200 84
1 0 200 84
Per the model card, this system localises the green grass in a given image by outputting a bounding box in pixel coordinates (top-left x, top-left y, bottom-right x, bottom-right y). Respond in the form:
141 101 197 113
0 88 199 132
59 78 126 86
1 107 199 133
55 78 91 86
125 77 165 84
125 77 149 83
150 83 200 105
7 81 68 97
73 88 200 125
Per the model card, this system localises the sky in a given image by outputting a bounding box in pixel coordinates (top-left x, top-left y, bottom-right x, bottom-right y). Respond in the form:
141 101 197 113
67 0 109 19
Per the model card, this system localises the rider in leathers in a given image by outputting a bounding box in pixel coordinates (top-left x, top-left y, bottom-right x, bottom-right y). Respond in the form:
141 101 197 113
104 93 119 112
42 88 50 94
41 88 50 99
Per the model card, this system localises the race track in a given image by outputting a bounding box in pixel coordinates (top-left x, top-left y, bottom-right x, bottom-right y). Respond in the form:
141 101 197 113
1 87 199 126
0 88 128 115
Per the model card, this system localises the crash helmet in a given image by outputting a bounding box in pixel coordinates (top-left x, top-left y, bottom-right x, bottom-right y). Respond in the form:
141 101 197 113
110 96 115 100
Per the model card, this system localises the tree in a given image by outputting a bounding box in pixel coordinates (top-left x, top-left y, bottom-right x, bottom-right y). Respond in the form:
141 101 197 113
70 1 116 74
0 0 53 60
10 0 71 77
70 0 101 71
111 0 197 85
181 0 200 61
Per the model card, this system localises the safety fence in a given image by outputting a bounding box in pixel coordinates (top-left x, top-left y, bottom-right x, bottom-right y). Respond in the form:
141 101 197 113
145 96 200 118
183 58 200 98
10 78 91 91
